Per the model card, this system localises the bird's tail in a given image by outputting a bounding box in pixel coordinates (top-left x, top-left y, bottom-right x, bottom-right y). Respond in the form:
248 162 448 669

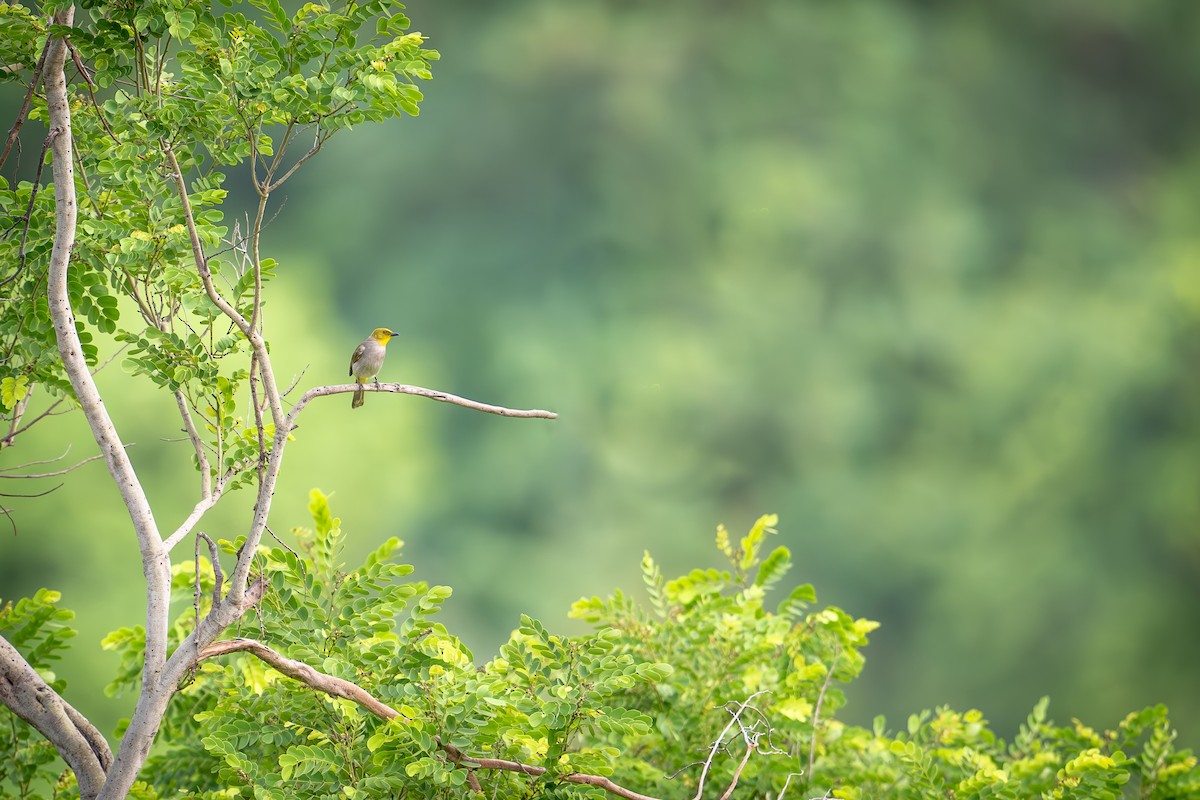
352 383 365 409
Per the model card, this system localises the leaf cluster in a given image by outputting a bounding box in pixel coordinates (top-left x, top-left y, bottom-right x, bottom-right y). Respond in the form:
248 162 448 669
0 589 79 798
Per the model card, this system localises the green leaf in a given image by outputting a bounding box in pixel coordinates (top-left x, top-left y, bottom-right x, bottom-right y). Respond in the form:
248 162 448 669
0 375 30 411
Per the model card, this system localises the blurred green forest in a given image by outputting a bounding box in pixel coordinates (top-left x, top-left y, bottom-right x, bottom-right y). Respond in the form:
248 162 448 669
3 0 1200 752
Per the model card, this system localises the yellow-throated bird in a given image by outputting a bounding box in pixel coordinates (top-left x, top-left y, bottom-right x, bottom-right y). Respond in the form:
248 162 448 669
349 328 399 408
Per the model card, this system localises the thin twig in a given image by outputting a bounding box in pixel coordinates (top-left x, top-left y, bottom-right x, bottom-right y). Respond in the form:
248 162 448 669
266 131 331 192
716 741 755 800
66 40 119 144
775 772 805 800
174 390 212 498
0 452 104 479
197 531 223 603
264 524 303 566
0 37 51 171
807 644 839 784
0 483 63 498
692 690 771 800
279 365 308 398
0 136 49 286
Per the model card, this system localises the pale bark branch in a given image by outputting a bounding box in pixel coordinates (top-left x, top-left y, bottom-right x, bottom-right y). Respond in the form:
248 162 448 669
44 10 176 798
163 488 222 552
290 383 559 420
0 452 103 479
197 531 224 604
692 690 771 800
0 635 112 800
162 143 286 610
0 445 79 471
174 390 212 498
716 744 754 800
162 454 255 552
162 144 286 431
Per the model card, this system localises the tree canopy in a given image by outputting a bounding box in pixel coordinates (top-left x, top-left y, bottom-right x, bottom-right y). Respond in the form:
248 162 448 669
1 1 1198 798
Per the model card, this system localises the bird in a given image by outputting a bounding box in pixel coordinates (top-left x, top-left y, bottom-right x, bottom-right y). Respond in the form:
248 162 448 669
348 327 399 408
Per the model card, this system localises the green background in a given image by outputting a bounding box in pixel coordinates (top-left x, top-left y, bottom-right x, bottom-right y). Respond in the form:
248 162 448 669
3 0 1199 749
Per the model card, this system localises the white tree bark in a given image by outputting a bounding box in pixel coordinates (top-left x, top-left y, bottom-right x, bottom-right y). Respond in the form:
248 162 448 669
0 636 111 799
42 9 175 798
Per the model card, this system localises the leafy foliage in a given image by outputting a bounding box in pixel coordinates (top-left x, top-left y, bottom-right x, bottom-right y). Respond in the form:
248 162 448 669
98 490 672 798
5 505 1200 798
0 590 78 799
570 514 875 797
0 0 437 473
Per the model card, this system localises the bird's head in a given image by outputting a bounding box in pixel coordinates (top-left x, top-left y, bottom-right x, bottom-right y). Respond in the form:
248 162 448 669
371 327 399 345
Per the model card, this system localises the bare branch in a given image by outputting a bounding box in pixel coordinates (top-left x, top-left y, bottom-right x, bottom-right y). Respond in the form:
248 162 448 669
0 37 50 172
161 449 255 554
0 452 104 479
1 134 49 286
162 142 288 610
279 364 308 398
0 483 63 498
162 143 286 430
289 383 559 421
0 446 78 471
775 772 806 800
691 690 771 800
0 635 112 799
265 129 331 192
716 741 755 800
174 390 212 498
44 13 176 798
197 531 224 603
66 40 118 144
163 488 226 552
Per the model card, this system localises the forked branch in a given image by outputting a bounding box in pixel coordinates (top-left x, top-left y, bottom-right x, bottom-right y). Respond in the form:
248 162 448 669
0 635 112 799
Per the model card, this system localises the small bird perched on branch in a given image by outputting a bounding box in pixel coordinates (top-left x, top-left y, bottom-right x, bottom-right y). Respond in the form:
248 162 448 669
349 327 399 408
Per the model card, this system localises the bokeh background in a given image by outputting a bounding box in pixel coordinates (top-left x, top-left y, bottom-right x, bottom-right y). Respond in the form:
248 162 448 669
3 0 1200 750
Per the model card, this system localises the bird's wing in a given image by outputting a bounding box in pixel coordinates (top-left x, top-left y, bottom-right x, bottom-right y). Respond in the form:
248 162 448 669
349 342 368 376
